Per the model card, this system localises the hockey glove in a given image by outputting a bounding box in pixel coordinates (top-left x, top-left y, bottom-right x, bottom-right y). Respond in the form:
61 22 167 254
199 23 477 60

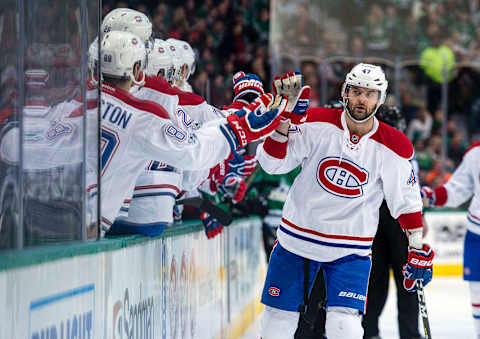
220 93 287 149
273 71 310 125
420 186 435 208
200 210 223 239
228 148 257 178
233 71 265 104
402 244 434 292
218 173 247 204
208 158 229 193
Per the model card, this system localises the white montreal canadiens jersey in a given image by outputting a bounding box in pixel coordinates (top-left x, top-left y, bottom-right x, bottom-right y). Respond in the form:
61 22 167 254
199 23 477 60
93 83 229 230
257 108 422 262
123 76 213 223
0 86 98 170
436 143 480 234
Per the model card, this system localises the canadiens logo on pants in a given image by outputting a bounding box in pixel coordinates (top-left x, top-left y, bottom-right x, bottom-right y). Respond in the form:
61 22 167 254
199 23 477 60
268 287 280 297
317 157 369 198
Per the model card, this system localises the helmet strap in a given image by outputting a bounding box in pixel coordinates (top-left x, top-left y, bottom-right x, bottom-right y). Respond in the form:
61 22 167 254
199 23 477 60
131 70 145 87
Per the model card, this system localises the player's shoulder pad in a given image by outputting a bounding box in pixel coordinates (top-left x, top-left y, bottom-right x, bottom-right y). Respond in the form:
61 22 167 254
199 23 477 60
176 90 205 106
371 121 414 159
305 107 343 129
465 141 480 156
145 76 206 106
103 83 170 120
144 76 176 94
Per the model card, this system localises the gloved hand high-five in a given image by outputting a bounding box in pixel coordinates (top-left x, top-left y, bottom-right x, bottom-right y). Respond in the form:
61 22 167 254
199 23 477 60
402 244 434 292
232 71 265 104
228 148 257 179
200 210 223 239
220 93 287 149
272 71 310 125
420 186 436 208
218 173 247 204
207 151 248 204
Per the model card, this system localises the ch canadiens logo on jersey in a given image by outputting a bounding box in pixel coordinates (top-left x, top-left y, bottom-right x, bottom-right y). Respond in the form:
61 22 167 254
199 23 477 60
46 121 73 141
268 287 280 297
317 157 369 198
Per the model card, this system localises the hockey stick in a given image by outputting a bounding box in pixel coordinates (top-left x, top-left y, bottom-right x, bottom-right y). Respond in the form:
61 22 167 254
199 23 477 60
416 280 432 339
294 264 327 339
245 166 260 193
176 197 233 226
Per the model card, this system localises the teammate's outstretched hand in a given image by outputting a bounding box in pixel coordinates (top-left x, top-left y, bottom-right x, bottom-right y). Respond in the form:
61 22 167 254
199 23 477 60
233 71 265 104
218 173 246 204
273 71 310 125
200 210 223 239
228 148 257 178
420 186 435 208
402 244 434 292
220 93 287 149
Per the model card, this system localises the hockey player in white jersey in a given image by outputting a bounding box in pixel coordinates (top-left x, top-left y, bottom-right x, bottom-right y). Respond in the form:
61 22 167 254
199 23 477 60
167 38 195 93
114 38 257 237
421 142 480 338
115 38 186 231
92 30 287 235
98 10 254 236
257 66 434 339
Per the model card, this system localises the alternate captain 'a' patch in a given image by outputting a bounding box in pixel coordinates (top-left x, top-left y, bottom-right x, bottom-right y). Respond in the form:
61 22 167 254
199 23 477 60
406 168 417 186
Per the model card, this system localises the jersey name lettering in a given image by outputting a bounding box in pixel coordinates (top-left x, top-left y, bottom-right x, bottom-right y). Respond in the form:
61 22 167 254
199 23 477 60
101 100 132 129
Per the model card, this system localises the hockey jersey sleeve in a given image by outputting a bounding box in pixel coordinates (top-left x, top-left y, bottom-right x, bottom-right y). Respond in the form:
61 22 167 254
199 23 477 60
257 127 311 175
136 115 230 171
183 101 226 124
381 148 423 230
181 168 211 192
434 146 477 207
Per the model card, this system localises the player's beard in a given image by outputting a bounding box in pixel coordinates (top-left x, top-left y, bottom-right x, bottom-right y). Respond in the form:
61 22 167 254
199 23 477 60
347 101 375 121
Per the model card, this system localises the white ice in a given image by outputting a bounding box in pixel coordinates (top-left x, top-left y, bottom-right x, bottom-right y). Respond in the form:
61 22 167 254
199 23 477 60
242 277 475 339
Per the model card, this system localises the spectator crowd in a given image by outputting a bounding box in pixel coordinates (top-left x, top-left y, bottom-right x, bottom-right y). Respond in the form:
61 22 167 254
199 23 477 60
1 0 479 199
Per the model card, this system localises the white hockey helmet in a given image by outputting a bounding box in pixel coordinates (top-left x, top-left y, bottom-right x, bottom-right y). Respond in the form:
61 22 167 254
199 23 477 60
100 31 146 86
164 40 183 83
341 63 388 122
167 38 196 80
146 39 175 82
101 8 153 53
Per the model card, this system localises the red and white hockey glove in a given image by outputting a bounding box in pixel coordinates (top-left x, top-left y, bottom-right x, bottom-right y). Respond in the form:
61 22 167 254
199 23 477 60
200 210 223 239
208 159 229 193
273 71 310 125
402 244 434 292
218 173 246 204
228 148 257 178
232 71 265 104
420 186 435 208
220 93 287 149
